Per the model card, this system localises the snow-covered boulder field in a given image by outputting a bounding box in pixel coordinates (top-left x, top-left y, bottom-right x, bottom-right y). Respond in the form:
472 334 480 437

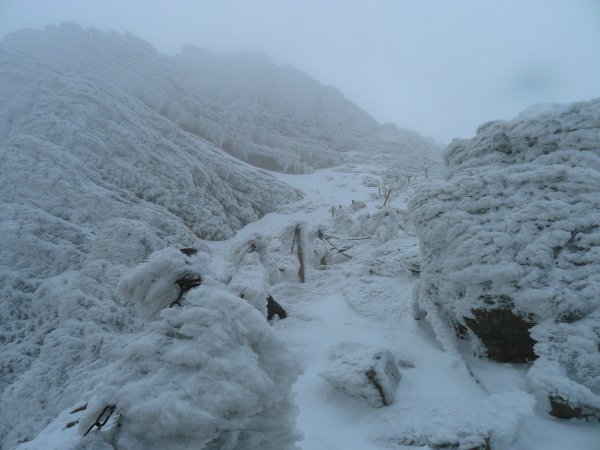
410 98 600 418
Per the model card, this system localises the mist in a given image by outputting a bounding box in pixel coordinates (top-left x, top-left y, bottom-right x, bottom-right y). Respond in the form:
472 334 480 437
1 0 599 142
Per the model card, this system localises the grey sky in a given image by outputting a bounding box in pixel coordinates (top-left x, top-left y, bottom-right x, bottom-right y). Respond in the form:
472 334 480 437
1 0 599 142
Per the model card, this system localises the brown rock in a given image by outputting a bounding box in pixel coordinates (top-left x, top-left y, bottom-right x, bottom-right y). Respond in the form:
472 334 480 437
549 396 600 420
463 309 536 363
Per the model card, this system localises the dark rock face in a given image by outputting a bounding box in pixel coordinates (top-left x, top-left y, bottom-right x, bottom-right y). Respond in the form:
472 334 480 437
463 309 536 363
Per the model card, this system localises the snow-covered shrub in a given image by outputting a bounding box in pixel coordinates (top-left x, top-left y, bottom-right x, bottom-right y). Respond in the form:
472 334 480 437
228 252 270 316
409 98 600 414
117 248 209 319
331 207 409 244
78 286 302 450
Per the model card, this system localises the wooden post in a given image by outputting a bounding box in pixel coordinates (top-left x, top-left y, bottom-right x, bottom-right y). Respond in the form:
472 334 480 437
383 188 392 207
295 224 305 283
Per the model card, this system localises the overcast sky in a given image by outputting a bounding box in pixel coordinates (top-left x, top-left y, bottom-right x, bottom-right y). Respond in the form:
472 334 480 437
1 0 599 142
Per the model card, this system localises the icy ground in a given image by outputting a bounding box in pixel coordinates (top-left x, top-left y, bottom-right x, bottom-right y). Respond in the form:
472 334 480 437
207 163 600 450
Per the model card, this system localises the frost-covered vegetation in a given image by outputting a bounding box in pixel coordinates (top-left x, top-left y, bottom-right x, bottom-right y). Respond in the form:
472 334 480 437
0 38 305 447
0 23 442 449
1 23 441 173
2 19 599 450
410 98 600 417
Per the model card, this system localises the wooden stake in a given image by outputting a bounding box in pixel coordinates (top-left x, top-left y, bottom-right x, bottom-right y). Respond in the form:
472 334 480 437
295 224 305 282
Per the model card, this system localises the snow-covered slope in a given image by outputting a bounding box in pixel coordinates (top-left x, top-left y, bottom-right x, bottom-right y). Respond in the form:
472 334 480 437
0 41 303 448
1 23 442 173
410 99 600 417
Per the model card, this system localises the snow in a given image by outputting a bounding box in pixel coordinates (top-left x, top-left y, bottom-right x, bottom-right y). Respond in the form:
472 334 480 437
1 22 599 450
79 285 301 450
1 29 301 448
116 247 209 319
5 155 600 449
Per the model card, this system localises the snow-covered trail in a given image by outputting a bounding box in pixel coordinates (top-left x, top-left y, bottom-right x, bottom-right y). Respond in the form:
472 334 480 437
209 164 600 450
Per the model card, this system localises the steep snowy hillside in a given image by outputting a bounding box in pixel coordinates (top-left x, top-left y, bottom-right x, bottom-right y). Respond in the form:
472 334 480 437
2 23 442 173
0 43 302 447
410 98 600 419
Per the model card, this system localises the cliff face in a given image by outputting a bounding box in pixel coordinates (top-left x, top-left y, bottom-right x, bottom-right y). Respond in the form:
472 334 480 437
410 99 600 416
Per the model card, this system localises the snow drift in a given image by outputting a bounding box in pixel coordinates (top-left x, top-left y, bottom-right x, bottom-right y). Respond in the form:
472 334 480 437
410 98 600 416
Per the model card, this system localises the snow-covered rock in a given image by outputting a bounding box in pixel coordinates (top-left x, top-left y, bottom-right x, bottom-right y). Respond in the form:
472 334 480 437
410 98 600 416
321 342 401 407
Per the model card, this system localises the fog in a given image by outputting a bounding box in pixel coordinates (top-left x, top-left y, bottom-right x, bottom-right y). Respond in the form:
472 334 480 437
2 0 599 142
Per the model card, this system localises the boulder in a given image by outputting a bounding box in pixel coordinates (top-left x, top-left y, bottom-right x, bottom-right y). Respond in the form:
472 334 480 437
321 342 401 407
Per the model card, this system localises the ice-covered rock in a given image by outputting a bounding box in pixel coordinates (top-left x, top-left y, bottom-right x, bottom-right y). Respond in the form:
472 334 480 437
321 342 401 407
410 98 600 416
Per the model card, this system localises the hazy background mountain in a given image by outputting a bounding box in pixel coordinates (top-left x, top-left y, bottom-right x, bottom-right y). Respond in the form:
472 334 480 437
2 23 442 173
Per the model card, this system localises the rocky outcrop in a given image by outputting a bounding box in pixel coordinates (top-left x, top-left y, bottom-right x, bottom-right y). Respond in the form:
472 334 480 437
410 98 600 417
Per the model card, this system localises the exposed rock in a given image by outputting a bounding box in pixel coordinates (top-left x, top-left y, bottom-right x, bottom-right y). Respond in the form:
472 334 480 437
549 396 600 420
463 309 536 363
266 295 287 321
321 342 401 407
179 247 198 256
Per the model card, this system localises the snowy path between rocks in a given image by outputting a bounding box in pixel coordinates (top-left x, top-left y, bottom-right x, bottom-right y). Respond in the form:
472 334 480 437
209 165 600 450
